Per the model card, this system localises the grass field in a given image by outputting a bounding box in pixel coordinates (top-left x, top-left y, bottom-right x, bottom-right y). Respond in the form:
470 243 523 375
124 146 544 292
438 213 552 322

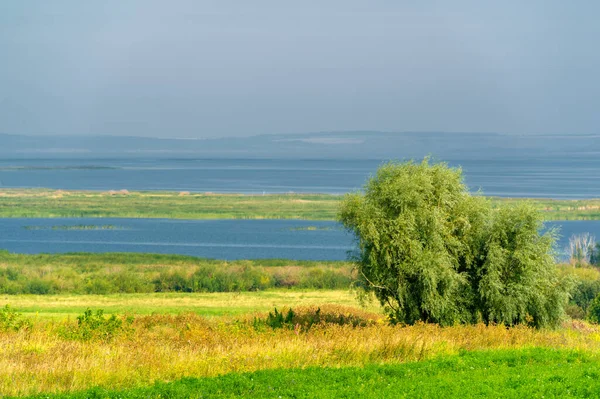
1 189 599 220
2 276 600 397
0 290 370 319
2 299 600 397
20 348 600 398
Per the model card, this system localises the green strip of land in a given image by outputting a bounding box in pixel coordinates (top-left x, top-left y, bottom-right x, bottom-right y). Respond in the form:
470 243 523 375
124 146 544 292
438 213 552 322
1 189 599 221
0 251 353 298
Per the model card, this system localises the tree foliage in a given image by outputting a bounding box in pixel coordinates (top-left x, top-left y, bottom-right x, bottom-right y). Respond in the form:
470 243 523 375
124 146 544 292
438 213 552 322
340 159 570 328
591 243 600 266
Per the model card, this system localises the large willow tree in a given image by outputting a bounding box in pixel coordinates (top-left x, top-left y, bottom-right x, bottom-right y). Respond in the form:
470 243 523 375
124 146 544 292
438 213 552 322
339 159 569 328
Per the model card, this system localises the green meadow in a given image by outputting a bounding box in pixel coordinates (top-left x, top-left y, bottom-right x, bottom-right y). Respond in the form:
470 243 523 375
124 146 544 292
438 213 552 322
2 251 600 397
1 189 599 220
19 349 600 399
2 299 600 397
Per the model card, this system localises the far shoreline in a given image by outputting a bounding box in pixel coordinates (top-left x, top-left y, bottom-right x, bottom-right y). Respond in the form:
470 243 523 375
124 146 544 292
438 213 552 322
0 188 599 221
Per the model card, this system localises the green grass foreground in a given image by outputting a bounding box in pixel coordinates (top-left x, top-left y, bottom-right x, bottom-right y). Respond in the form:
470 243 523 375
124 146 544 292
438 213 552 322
19 348 600 398
1 189 599 220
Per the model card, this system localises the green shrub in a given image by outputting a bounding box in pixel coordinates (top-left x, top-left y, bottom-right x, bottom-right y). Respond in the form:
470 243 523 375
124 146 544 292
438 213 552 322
260 307 296 330
0 305 32 332
591 243 600 266
84 279 115 295
0 278 20 294
0 266 20 281
298 268 351 289
25 279 54 294
154 271 193 292
587 295 600 324
59 309 133 342
189 265 272 292
565 304 586 320
571 279 600 315
254 306 377 332
234 265 272 291
109 271 152 293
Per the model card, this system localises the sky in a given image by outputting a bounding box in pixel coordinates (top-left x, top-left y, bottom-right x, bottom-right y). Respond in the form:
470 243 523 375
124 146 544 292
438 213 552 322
1 1 599 139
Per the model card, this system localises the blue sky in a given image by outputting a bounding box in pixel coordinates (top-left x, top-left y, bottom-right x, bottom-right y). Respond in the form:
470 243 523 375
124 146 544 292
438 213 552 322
1 1 599 138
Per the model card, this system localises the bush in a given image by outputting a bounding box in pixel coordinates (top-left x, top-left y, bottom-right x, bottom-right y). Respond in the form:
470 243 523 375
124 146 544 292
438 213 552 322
298 268 351 289
571 279 600 315
263 307 295 329
0 305 32 332
109 271 152 293
0 278 20 295
591 243 600 266
59 309 133 342
254 306 378 332
340 159 570 328
0 266 20 281
25 279 54 294
189 265 272 292
565 304 586 320
154 270 192 292
587 295 600 324
84 278 115 295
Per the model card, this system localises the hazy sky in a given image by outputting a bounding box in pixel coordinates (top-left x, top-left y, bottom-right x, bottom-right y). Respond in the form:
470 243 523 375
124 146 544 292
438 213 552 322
1 1 599 138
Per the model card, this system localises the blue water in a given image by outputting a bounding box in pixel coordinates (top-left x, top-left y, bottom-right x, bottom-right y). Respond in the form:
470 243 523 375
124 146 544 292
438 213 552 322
0 218 598 261
0 219 353 261
1 157 598 260
0 157 599 198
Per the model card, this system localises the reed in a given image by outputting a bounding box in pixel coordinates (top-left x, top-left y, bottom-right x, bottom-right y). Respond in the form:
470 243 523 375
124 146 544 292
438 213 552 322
0 252 353 295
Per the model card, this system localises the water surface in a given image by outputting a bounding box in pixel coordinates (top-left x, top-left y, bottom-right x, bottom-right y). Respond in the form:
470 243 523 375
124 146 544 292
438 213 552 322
1 157 599 198
1 218 598 261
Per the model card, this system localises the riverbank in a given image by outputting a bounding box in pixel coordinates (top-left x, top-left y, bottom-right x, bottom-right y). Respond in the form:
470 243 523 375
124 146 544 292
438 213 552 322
1 189 599 220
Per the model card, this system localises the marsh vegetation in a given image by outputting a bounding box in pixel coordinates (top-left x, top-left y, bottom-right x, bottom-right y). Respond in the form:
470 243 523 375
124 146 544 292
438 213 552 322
0 189 599 220
0 252 352 295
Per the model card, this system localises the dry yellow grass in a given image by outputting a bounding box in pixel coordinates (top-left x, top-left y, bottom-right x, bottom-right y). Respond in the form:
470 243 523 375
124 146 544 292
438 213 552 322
2 306 600 396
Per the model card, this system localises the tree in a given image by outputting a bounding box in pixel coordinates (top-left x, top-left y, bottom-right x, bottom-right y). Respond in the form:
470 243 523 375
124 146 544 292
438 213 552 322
339 159 569 328
591 242 600 266
587 294 600 324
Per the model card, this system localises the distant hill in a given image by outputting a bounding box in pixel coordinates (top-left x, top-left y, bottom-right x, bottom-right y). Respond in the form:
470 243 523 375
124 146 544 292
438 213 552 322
0 131 598 160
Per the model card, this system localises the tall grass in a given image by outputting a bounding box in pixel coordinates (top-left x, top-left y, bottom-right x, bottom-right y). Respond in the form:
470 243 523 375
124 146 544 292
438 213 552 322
1 306 600 396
